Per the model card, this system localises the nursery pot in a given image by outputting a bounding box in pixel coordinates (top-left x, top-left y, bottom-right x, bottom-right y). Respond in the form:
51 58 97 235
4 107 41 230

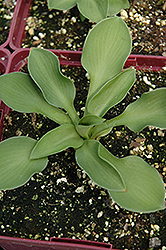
0 236 121 250
0 109 4 142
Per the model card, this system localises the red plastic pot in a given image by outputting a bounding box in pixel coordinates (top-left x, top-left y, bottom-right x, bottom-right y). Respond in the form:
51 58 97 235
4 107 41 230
0 236 121 250
0 109 4 142
0 48 11 116
0 48 11 74
6 48 82 73
3 0 32 50
6 48 166 74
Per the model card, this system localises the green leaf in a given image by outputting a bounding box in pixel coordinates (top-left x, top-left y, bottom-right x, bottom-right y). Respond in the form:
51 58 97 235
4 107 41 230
81 17 132 106
79 12 86 22
90 122 112 139
77 115 105 138
79 115 105 126
31 124 83 159
47 0 129 21
108 0 129 16
100 157 165 213
0 72 71 125
75 140 125 191
87 69 135 117
28 48 79 124
99 145 165 212
48 0 76 9
106 88 166 132
0 137 48 190
76 125 93 139
77 0 108 23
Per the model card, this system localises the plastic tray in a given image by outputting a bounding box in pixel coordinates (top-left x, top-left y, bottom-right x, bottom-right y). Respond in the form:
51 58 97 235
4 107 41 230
0 109 4 142
0 236 121 250
0 0 17 48
6 48 166 74
1 0 32 50
0 48 11 117
0 48 11 74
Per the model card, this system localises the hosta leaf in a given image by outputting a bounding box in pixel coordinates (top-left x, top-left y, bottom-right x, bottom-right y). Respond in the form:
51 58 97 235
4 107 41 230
99 145 165 212
75 140 125 191
107 88 166 132
48 0 76 9
87 68 135 117
28 48 78 123
31 124 83 159
76 125 93 139
82 17 132 105
110 160 164 212
77 0 108 23
79 115 105 126
108 0 129 16
77 115 105 138
0 137 48 190
0 72 71 124
90 121 112 139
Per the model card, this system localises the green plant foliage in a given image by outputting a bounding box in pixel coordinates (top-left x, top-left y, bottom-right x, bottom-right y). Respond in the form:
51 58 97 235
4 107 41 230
106 88 166 132
48 0 129 22
0 17 165 213
108 0 129 16
0 137 48 190
81 17 132 103
75 140 126 191
28 48 79 124
31 124 84 159
86 69 135 117
0 72 71 124
98 143 165 213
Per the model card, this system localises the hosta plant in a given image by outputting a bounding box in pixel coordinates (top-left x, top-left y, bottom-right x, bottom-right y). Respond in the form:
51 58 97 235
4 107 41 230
0 17 165 213
48 0 130 22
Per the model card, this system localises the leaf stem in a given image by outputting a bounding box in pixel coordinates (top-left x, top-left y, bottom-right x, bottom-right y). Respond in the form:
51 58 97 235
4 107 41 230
67 104 80 125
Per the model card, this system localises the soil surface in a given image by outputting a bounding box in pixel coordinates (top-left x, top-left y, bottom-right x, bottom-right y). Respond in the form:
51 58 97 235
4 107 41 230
0 0 16 46
0 0 166 250
22 0 166 56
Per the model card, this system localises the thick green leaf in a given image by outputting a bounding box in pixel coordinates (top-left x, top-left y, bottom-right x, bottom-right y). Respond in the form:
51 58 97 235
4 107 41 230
0 137 48 190
79 115 105 126
77 115 105 139
28 48 79 124
77 0 108 23
76 125 93 139
48 0 76 9
77 115 105 138
90 122 112 139
108 0 129 16
0 72 71 124
31 124 83 159
75 140 125 191
48 0 129 21
99 145 165 212
87 69 135 117
81 17 132 106
106 88 166 132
